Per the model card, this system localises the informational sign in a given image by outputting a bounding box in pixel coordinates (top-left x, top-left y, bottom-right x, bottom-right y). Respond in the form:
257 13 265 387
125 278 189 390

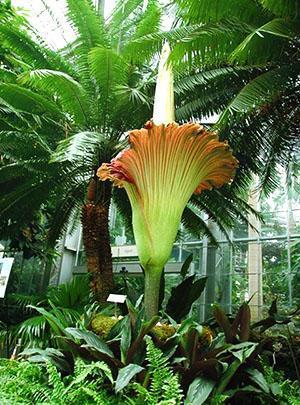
107 294 127 304
0 258 14 298
111 245 138 258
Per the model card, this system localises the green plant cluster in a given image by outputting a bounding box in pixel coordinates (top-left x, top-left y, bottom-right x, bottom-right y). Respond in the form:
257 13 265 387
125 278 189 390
4 295 297 404
0 358 120 404
0 275 91 353
0 335 299 405
0 339 184 405
1 260 299 403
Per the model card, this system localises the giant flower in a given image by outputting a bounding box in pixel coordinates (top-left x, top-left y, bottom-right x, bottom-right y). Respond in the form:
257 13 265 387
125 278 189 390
98 43 238 319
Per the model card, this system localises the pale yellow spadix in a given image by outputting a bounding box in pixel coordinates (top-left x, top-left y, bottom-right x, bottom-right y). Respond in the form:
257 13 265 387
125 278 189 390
152 42 175 125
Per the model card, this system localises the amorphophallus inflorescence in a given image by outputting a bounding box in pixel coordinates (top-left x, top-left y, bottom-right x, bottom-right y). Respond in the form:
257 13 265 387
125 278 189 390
98 43 238 319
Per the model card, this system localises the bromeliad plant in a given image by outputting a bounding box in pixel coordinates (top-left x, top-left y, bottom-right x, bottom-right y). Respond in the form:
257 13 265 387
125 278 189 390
98 43 238 319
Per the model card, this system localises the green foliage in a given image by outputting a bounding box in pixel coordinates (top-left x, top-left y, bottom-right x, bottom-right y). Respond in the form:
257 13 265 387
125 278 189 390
18 69 90 125
2 298 299 403
212 301 250 343
113 254 206 323
131 337 183 404
0 358 119 404
115 363 144 393
0 0 159 249
185 376 216 404
0 358 45 403
263 363 300 405
0 0 258 260
166 272 207 322
172 0 300 196
0 275 92 352
64 326 115 358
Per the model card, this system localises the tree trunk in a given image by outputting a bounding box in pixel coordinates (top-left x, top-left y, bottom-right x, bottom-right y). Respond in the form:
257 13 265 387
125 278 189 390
81 180 114 302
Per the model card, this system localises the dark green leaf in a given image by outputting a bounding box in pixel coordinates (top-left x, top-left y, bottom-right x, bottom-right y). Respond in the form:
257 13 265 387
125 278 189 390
115 363 144 393
231 302 250 341
64 327 114 358
246 368 270 393
212 305 232 342
166 276 207 322
268 298 278 316
185 376 216 405
126 316 159 364
180 253 193 279
120 316 132 364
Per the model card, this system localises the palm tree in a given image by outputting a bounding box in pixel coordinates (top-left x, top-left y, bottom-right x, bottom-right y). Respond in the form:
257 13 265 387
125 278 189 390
0 0 159 300
0 0 257 302
154 0 300 195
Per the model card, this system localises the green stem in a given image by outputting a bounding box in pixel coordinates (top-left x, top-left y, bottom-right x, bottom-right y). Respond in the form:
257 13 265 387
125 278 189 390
144 267 163 320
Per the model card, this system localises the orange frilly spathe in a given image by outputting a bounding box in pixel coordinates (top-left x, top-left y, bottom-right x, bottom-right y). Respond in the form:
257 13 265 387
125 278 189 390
97 121 238 196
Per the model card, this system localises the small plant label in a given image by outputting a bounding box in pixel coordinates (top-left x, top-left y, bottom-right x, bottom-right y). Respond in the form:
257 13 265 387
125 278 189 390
0 258 14 298
107 294 127 303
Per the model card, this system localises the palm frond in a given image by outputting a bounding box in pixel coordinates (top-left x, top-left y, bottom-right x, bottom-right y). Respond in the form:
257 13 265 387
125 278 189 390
121 0 162 62
249 93 299 194
0 24 51 69
0 95 30 124
181 206 218 245
0 178 55 232
17 315 48 343
88 47 128 124
259 0 300 19
217 65 297 127
0 163 28 184
0 83 63 118
47 275 90 309
46 178 86 247
0 130 52 160
229 18 298 64
174 65 260 120
63 0 109 93
175 0 270 25
109 0 144 32
131 0 162 39
88 46 128 89
9 293 45 311
120 23 204 64
18 69 90 125
65 0 108 49
170 19 253 68
175 66 253 94
0 67 17 83
51 131 105 164
175 81 245 121
0 19 73 75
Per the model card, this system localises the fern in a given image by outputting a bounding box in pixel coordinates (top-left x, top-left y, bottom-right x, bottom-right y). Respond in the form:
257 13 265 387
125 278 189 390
133 337 183 405
0 358 119 404
46 361 66 402
0 359 45 403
